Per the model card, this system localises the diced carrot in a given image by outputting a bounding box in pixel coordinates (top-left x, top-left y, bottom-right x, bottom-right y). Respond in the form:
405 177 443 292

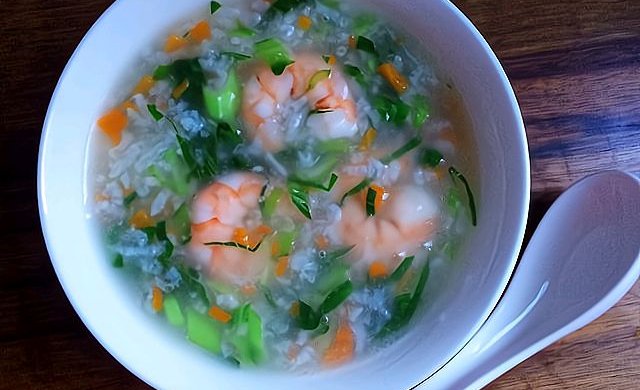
151 286 164 312
232 227 250 246
314 234 330 250
297 15 313 30
172 79 190 100
97 108 128 145
120 100 138 112
208 306 232 323
377 63 409 94
241 284 257 296
275 256 289 277
359 127 377 150
370 184 386 210
164 34 188 53
368 261 388 279
132 75 155 95
130 209 154 228
323 320 355 365
326 54 336 66
348 35 357 48
189 20 211 43
289 301 300 317
271 241 281 257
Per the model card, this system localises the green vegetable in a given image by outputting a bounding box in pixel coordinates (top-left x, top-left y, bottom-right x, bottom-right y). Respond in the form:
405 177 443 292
204 240 264 252
210 0 221 14
186 308 221 354
163 294 185 327
344 64 365 85
148 149 190 196
389 255 414 281
177 265 210 306
412 95 430 127
203 70 240 123
157 59 206 107
374 95 410 126
147 104 164 121
293 154 338 183
381 136 421 164
270 0 305 13
288 172 338 192
156 221 167 241
261 187 284 219
315 262 349 293
419 148 444 168
157 240 174 268
297 300 321 330
449 166 477 226
169 203 191 244
220 51 252 61
230 21 256 37
288 185 312 219
123 191 137 207
315 138 352 154
318 280 353 314
112 254 124 268
152 64 171 80
323 246 355 263
365 187 377 216
339 177 371 205
356 36 377 55
308 69 331 91
254 38 295 75
272 229 297 256
231 304 266 365
379 261 430 335
216 121 243 148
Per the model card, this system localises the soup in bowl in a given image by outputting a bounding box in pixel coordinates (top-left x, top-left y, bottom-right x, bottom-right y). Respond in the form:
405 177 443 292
38 0 529 388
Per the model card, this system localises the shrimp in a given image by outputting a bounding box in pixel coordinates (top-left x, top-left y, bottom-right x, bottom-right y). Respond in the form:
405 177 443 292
336 181 440 272
241 53 359 152
189 172 271 286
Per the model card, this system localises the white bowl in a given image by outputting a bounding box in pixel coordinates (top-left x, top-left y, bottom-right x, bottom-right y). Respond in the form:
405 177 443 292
38 0 529 388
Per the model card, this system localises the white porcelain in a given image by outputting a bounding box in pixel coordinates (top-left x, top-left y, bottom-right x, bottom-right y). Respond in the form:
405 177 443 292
423 170 640 389
38 0 529 389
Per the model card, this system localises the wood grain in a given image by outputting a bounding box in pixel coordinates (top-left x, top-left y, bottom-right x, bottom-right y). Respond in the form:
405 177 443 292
0 0 638 389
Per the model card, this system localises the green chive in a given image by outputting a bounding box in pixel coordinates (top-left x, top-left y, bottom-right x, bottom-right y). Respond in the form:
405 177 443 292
339 177 371 205
319 280 353 314
449 166 477 226
123 191 137 207
220 51 252 61
389 255 414 281
147 104 164 121
366 187 377 217
152 64 171 80
156 221 168 241
381 136 421 164
204 240 264 252
344 64 365 85
288 185 312 219
210 0 221 14
419 148 444 168
356 36 377 55
287 172 338 192
297 300 321 330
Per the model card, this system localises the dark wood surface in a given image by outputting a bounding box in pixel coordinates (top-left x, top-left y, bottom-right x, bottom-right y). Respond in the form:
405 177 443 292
0 0 638 389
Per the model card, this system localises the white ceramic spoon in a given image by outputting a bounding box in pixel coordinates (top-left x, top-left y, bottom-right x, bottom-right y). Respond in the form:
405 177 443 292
420 170 640 390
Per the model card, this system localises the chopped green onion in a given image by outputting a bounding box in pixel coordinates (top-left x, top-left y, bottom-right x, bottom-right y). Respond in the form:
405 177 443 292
356 35 377 55
123 191 137 207
288 185 312 219
389 255 414 281
379 261 430 335
210 0 221 14
374 95 410 125
230 21 256 37
246 305 266 364
365 187 377 216
319 280 353 314
261 187 284 219
307 69 331 91
288 172 338 192
203 70 240 123
449 166 477 226
163 294 185 327
147 104 164 121
297 300 321 330
204 240 264 252
339 177 371 205
344 64 365 85
412 95 430 128
419 148 444 168
254 38 295 75
152 64 171 80
381 136 421 164
186 308 221 354
112 254 124 268
272 229 297 256
221 51 252 61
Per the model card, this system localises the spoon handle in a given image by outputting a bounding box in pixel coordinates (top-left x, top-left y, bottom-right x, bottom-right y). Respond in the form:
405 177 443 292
421 170 640 390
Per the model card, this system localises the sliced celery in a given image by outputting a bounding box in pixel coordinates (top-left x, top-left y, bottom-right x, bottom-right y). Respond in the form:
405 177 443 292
163 294 185 327
186 308 221 354
203 70 240 123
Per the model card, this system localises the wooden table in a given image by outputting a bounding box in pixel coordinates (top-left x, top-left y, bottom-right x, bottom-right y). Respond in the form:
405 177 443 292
1 0 638 388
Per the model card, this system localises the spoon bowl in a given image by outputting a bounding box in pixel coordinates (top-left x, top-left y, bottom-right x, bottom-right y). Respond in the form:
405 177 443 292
423 170 640 389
